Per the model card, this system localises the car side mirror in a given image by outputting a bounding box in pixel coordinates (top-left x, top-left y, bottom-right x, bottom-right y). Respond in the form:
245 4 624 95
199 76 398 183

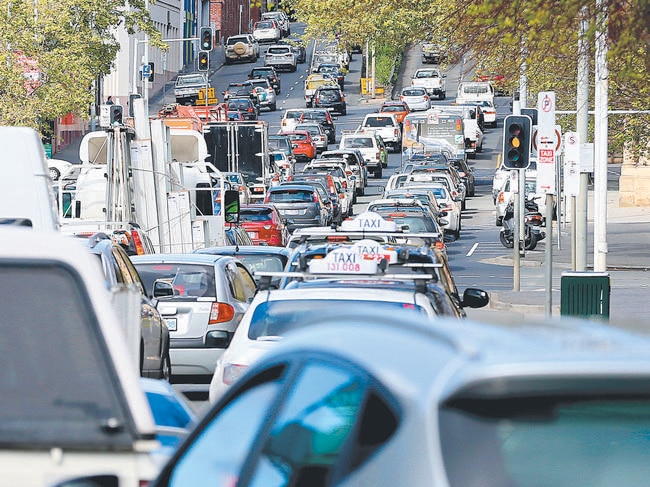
461 288 490 309
153 279 174 298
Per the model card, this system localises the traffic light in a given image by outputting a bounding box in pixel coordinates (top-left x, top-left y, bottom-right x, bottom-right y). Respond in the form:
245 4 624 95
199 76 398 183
200 27 213 51
109 105 123 125
198 50 209 71
502 115 531 169
148 62 154 83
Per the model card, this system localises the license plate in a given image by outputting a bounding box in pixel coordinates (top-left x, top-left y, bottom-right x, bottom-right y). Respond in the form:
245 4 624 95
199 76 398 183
165 318 177 331
284 209 302 215
249 232 259 239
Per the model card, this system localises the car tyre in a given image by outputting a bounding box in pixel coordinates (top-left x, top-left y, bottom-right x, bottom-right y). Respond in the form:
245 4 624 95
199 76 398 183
270 102 277 111
159 345 172 381
49 167 60 180
374 166 382 179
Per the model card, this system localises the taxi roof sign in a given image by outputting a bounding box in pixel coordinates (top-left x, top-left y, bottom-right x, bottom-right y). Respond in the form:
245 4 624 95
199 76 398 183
340 211 398 232
352 239 398 264
308 247 379 274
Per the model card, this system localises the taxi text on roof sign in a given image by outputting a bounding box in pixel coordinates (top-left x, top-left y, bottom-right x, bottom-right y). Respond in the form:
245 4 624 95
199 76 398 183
340 211 398 232
309 247 379 274
352 239 398 263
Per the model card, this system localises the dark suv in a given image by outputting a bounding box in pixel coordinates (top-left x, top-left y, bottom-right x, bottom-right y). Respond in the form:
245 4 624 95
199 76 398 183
264 184 328 231
248 66 281 94
313 86 346 115
226 97 259 120
300 108 336 143
85 233 171 380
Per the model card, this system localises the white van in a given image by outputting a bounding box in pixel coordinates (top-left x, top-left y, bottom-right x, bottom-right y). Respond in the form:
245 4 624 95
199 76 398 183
0 126 59 231
456 81 495 105
0 227 161 486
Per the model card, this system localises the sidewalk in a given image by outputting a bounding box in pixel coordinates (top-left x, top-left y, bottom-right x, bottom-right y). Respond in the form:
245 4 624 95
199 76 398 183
468 187 650 324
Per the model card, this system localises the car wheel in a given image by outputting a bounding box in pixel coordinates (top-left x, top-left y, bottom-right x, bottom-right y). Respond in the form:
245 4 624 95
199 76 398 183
440 92 446 100
49 167 60 180
374 167 382 179
291 64 297 72
270 102 277 111
159 344 172 381
341 109 347 116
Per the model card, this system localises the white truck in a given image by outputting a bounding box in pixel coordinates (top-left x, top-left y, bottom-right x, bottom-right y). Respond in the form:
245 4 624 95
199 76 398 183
456 81 495 105
360 113 402 152
411 67 446 100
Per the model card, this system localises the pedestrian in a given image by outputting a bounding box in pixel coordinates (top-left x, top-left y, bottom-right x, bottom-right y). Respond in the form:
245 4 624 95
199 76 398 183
106 96 114 105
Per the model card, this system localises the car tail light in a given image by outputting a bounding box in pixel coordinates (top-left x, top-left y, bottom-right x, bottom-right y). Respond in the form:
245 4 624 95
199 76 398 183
498 192 505 203
248 107 253 113
341 96 345 102
238 185 246 192
451 190 459 199
223 363 248 385
131 230 145 255
376 152 380 160
394 129 399 137
342 181 348 188
209 302 235 324
313 192 320 203
263 225 273 230
435 240 446 251
346 170 352 176
264 193 271 202
400 95 404 101
423 95 429 101
458 171 467 177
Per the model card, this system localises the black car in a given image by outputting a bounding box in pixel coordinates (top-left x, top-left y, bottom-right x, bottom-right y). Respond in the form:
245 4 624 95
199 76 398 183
226 97 259 120
300 108 336 144
451 158 476 197
248 66 281 94
313 86 346 115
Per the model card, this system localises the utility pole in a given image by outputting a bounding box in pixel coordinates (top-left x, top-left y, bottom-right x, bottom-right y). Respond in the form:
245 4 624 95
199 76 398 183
575 5 590 270
593 0 609 272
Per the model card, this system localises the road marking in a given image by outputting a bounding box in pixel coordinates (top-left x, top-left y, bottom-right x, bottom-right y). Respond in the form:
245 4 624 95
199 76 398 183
466 242 479 257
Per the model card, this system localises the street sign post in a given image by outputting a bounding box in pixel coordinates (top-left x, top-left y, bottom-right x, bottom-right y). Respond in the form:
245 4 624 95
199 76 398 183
564 132 581 197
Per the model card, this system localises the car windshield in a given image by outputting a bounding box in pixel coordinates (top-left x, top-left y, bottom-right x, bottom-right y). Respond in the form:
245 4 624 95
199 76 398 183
268 47 290 54
248 299 426 339
228 100 252 111
255 21 273 29
135 263 217 299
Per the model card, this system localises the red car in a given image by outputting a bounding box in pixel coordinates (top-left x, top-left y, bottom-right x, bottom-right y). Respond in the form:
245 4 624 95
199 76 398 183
239 203 289 246
284 130 317 162
378 101 410 125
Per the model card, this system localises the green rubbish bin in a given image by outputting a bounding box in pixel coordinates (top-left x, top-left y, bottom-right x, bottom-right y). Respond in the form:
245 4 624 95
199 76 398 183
560 271 610 319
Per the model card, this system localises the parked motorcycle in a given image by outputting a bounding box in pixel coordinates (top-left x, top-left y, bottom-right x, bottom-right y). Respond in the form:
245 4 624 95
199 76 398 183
499 196 546 250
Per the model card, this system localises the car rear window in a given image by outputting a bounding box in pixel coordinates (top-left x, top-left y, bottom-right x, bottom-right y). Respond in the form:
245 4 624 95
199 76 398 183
0 262 134 449
342 137 373 149
403 88 425 96
440 388 650 486
236 255 286 275
268 189 314 203
364 116 393 127
268 47 290 54
255 21 273 29
135 263 216 299
248 299 426 339
227 37 248 45
240 207 274 221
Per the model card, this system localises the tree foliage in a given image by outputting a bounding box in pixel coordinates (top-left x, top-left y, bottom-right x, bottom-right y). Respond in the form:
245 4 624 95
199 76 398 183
0 0 161 134
290 0 650 159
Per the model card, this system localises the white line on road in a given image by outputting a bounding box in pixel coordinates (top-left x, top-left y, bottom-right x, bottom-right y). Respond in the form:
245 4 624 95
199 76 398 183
466 242 479 257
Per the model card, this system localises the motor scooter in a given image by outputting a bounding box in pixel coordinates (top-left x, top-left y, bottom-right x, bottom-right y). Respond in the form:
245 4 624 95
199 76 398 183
499 196 546 250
